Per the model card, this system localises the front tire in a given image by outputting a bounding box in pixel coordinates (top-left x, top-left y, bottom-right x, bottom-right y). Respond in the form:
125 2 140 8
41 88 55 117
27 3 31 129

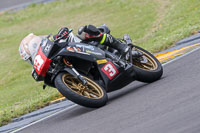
132 45 163 83
54 73 108 108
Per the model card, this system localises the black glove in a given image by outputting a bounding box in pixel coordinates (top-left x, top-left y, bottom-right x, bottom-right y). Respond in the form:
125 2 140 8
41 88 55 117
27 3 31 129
56 27 69 39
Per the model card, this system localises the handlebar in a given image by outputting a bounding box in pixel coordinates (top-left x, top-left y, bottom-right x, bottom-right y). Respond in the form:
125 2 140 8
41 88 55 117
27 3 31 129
54 29 73 42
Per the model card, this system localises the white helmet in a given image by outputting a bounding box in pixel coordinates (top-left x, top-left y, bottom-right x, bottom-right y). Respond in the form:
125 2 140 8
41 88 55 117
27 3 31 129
19 33 42 65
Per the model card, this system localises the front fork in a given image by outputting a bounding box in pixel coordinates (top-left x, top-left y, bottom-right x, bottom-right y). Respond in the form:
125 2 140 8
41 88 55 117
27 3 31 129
43 57 87 90
63 59 87 86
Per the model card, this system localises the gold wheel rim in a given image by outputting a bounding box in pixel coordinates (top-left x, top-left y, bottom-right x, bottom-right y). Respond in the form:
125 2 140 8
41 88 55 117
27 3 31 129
133 48 158 71
62 74 104 99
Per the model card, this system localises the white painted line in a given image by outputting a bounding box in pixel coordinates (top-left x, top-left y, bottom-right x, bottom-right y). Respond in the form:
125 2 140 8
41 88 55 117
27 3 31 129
10 104 77 133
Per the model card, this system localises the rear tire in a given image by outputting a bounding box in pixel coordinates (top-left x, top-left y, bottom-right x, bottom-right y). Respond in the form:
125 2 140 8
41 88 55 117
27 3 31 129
132 45 163 83
54 73 108 108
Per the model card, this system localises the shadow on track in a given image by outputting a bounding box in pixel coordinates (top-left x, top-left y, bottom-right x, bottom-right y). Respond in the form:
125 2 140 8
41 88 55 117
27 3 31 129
108 82 148 102
108 76 166 103
55 106 96 122
54 83 147 120
56 79 165 121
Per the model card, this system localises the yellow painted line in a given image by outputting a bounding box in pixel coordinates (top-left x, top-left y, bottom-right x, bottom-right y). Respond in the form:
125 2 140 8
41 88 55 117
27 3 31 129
50 97 65 104
155 43 200 61
158 53 184 61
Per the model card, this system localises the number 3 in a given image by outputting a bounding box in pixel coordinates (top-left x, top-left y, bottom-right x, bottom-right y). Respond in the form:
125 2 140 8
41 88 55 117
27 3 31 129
104 64 116 77
34 55 44 71
101 61 119 80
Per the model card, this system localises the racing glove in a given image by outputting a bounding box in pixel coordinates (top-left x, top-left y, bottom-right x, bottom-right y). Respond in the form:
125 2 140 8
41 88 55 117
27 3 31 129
56 27 69 39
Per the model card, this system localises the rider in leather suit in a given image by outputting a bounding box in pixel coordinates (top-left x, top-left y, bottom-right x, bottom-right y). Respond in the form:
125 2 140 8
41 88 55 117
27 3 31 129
19 25 141 65
53 25 130 55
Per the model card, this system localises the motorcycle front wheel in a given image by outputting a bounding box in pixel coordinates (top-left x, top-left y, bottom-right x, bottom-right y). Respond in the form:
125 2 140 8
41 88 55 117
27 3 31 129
54 73 108 108
132 45 163 83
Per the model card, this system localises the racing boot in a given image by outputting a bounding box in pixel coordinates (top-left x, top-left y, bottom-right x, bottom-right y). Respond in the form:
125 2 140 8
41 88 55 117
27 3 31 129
132 50 143 57
101 34 130 55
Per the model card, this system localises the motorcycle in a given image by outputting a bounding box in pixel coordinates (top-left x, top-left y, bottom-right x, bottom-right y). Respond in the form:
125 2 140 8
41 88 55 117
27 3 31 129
31 26 163 108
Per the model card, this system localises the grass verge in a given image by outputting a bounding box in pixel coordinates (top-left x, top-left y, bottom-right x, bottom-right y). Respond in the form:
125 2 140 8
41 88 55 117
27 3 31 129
0 0 200 126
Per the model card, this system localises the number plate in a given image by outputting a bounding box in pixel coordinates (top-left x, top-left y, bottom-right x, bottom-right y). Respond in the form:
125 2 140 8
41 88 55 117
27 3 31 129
101 61 119 80
33 47 52 77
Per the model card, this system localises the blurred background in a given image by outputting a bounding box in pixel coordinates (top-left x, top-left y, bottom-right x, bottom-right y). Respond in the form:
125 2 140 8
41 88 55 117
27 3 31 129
0 0 200 126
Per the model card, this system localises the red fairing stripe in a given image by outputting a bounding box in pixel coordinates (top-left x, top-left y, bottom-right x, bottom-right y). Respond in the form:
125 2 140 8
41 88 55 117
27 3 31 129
33 47 52 77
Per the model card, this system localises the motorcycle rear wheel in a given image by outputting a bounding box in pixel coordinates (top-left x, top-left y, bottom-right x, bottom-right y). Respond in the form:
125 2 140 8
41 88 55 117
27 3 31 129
132 45 163 83
54 73 108 108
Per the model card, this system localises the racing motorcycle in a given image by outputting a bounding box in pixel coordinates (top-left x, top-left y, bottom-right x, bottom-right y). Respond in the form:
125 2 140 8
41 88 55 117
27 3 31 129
31 26 163 108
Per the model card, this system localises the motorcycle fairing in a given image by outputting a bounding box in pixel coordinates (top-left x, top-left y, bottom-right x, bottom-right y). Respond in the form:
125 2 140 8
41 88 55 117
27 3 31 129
33 46 52 77
67 42 105 58
97 60 136 92
56 42 106 63
32 39 54 81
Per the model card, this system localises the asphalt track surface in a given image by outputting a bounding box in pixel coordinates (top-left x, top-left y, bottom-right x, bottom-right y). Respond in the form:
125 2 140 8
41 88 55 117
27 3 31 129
0 0 32 10
16 47 200 133
0 0 53 11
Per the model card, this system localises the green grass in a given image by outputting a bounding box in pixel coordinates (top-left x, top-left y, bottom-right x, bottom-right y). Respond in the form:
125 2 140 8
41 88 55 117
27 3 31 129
0 0 200 126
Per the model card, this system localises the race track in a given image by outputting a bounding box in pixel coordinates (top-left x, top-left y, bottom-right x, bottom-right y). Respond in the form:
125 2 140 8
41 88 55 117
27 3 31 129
1 1 200 133
18 47 200 133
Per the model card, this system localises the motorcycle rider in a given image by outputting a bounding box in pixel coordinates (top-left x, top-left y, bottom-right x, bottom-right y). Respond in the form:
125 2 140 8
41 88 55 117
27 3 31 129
19 24 138 64
52 25 130 55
